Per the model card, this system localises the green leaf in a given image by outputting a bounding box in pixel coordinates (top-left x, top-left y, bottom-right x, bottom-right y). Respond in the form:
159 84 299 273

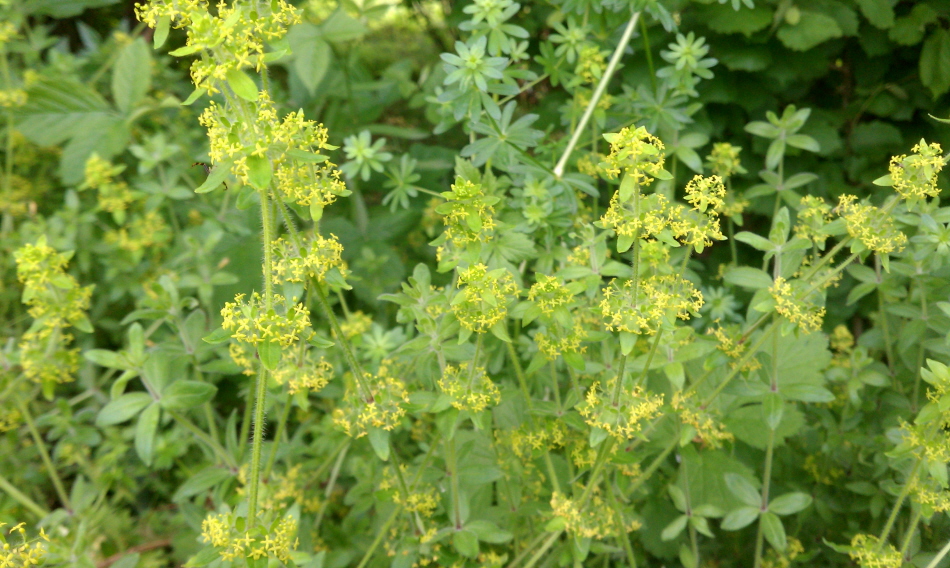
320 9 367 43
466 520 513 544
367 428 391 461
769 492 813 516
112 38 152 114
194 162 232 193
856 0 895 29
153 14 171 48
721 506 759 530
661 515 688 541
257 341 281 370
725 403 806 449
246 154 273 190
725 473 761 507
734 233 775 253
489 321 512 343
97 392 153 426
920 29 950 99
111 553 140 568
786 134 820 152
723 266 773 290
287 148 329 163
169 45 201 57
762 392 784 430
174 467 234 500
452 530 479 558
225 67 259 101
703 3 772 36
85 349 133 370
777 12 843 51
761 512 787 551
135 403 161 466
161 380 217 410
287 23 332 94
203 327 232 344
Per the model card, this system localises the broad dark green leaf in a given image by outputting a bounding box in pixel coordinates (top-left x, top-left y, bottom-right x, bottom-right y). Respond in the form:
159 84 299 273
97 392 153 426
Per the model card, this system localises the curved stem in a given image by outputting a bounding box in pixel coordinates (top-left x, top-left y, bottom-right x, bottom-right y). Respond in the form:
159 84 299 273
877 459 922 551
0 471 49 518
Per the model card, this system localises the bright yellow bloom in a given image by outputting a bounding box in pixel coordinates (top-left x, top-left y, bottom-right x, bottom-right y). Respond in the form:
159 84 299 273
600 126 666 183
452 264 518 333
836 195 907 255
437 363 501 413
769 276 825 333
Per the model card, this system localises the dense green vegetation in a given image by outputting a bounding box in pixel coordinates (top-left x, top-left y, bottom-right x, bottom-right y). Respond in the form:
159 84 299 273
2 1 950 567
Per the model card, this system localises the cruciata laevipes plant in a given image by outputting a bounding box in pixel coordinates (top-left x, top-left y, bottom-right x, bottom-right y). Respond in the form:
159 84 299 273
4 0 950 567
122 1 950 567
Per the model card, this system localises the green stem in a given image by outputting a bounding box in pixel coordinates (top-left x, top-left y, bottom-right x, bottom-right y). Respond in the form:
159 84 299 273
899 506 922 560
610 355 629 406
446 431 463 529
17 397 71 512
522 531 562 568
0 471 49 518
753 427 777 568
246 366 269 529
624 437 677 498
314 282 373 400
264 393 293 479
553 10 642 177
607 481 637 568
639 17 656 93
924 538 950 568
877 459 922 551
313 442 350 533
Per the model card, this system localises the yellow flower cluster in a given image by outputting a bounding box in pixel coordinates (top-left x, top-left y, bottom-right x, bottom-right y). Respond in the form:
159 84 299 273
275 160 348 211
435 178 499 262
705 142 745 178
527 274 573 315
270 234 343 284
0 174 37 217
836 195 907 255
802 454 844 485
0 522 49 568
229 341 256 375
899 420 950 464
535 323 587 360
339 310 372 339
81 154 133 213
599 192 671 240
0 89 27 108
847 534 902 568
452 264 518 333
332 362 409 437
14 239 92 387
221 292 311 347
795 195 833 246
671 392 734 449
272 352 333 395
578 380 664 441
576 152 605 178
550 492 641 539
684 174 726 213
829 324 854 353
707 324 762 371
599 275 703 335
769 277 825 332
575 46 607 84
761 536 804 568
0 407 21 432
437 363 501 413
667 201 726 253
889 140 944 201
379 466 439 517
136 0 300 94
719 191 749 219
0 22 19 44
200 512 298 563
495 422 567 460
600 126 666 183
910 478 950 514
105 211 172 252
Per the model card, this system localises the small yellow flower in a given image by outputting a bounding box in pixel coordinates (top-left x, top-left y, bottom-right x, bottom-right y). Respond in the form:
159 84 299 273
600 126 666 183
437 363 501 413
452 264 518 333
836 195 907 255
889 140 944 201
705 142 746 178
769 276 825 333
847 534 901 568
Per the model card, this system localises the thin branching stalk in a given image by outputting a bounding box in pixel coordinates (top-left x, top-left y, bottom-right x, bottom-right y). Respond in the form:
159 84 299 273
17 396 71 512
